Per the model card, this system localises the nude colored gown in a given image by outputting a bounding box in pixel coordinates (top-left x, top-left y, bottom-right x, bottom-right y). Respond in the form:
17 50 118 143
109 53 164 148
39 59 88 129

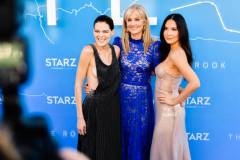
150 63 191 160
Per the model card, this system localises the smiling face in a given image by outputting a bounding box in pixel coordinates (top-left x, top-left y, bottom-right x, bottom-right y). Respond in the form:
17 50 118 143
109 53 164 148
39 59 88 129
126 10 145 39
163 19 179 47
93 22 114 47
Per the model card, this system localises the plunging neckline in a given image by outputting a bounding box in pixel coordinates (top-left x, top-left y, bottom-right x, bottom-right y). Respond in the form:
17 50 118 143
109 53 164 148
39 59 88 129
94 44 113 67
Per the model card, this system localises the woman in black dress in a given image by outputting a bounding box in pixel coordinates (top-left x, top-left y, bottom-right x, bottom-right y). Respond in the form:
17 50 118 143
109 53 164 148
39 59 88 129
75 15 121 160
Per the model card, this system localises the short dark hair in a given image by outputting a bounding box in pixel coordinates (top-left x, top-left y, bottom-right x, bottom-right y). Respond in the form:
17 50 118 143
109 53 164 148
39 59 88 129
93 15 114 30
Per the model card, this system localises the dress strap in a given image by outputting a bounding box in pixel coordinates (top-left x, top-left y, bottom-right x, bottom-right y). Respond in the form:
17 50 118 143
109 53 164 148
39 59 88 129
109 44 117 64
89 44 99 62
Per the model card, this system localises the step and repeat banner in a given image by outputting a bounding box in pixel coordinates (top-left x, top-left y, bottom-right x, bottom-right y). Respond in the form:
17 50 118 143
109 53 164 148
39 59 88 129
1 0 239 159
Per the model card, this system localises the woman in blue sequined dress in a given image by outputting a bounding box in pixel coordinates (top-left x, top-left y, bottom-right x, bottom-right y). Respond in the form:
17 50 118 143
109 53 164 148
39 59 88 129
113 4 160 160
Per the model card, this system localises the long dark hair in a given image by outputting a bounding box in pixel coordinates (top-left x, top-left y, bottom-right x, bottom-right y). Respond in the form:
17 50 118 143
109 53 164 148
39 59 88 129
159 13 193 65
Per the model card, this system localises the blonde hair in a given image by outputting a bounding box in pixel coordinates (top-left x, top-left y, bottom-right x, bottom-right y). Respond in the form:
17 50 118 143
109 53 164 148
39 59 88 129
121 4 152 54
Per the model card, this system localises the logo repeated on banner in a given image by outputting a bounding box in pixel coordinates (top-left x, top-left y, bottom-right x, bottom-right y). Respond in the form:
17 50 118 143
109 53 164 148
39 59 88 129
193 61 226 70
228 133 240 141
45 58 77 69
185 96 211 108
47 96 76 105
49 130 212 141
187 132 210 141
50 129 212 141
50 129 77 138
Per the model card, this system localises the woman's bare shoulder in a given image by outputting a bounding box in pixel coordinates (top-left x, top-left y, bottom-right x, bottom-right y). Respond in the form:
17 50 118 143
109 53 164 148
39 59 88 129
113 45 120 59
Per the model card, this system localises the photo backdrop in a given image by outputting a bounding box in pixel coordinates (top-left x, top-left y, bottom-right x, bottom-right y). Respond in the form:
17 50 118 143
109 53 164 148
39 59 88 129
1 0 239 159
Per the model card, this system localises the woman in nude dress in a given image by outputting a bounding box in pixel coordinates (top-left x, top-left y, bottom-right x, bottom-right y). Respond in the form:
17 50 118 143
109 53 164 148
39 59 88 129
150 13 200 160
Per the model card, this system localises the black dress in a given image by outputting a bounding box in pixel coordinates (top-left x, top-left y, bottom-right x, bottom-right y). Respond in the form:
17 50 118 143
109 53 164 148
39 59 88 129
77 44 121 160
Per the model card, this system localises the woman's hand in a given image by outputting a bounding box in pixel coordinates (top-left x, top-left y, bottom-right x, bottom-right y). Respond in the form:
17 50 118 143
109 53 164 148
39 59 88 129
77 117 86 135
84 84 91 95
178 87 185 107
156 90 177 106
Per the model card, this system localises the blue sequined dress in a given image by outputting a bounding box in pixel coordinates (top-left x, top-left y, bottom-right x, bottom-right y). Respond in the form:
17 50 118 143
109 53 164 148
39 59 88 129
113 37 160 160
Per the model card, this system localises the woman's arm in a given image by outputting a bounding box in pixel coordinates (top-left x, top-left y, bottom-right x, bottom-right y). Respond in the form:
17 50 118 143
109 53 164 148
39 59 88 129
172 49 200 105
113 45 120 59
151 40 161 76
75 45 93 135
158 49 200 106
